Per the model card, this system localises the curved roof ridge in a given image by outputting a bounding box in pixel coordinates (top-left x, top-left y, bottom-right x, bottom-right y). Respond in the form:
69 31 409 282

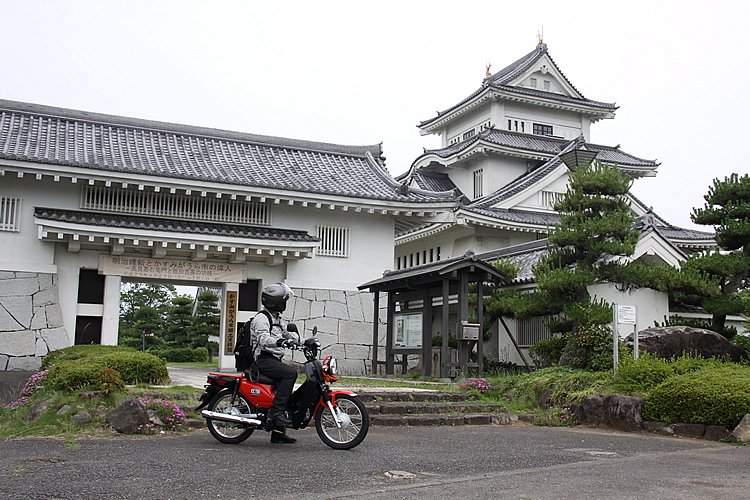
0 98 382 158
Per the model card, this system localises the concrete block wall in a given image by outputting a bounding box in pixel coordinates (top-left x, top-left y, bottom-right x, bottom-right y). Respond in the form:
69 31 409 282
286 288 387 375
0 271 70 371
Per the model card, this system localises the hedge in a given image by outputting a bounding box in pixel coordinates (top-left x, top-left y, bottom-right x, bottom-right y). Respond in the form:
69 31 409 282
43 345 169 390
643 365 750 428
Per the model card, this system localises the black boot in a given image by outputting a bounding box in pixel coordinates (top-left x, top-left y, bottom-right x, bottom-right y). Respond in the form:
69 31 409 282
269 410 292 427
270 430 296 444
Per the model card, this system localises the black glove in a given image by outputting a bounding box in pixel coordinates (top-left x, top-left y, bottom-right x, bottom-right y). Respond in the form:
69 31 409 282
276 338 295 348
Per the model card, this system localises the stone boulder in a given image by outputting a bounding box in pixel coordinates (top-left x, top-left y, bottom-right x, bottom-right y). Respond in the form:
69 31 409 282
575 394 644 431
733 414 750 442
625 326 748 362
107 398 149 434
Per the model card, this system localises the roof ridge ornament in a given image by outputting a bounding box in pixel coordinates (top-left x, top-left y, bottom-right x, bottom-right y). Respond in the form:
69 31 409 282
536 28 546 50
485 63 492 78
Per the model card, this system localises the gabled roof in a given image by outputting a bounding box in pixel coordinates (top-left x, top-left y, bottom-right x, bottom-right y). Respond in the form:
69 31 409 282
358 250 508 292
0 99 456 206
418 43 617 131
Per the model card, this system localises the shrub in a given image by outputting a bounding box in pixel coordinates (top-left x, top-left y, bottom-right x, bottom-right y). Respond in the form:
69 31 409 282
644 365 750 428
43 345 169 390
149 347 209 363
560 324 617 372
731 334 750 355
497 367 611 406
529 335 568 368
614 353 674 393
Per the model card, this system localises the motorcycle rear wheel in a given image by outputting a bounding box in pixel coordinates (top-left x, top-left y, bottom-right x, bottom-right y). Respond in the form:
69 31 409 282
206 389 256 444
315 394 369 450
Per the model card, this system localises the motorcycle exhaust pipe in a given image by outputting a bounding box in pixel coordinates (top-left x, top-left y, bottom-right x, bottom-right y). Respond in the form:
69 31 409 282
201 410 262 426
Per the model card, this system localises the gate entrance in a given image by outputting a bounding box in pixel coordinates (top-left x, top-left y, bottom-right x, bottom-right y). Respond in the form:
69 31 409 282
73 254 263 370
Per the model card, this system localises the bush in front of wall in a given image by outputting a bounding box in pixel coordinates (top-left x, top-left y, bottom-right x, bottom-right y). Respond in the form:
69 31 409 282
529 335 568 368
643 364 750 428
43 345 169 389
149 347 209 363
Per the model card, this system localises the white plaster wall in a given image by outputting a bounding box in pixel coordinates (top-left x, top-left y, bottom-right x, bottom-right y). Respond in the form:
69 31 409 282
504 102 583 140
283 209 394 290
0 176 81 271
515 168 570 210
588 284 670 337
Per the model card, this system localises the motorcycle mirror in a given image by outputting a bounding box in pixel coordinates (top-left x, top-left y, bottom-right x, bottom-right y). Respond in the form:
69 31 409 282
312 326 317 336
286 323 299 334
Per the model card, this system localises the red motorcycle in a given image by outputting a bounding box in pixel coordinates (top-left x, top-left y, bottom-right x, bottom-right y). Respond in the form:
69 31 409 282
196 328 369 450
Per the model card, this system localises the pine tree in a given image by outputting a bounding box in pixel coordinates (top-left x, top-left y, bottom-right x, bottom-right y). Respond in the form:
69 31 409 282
164 295 195 347
188 290 220 349
687 173 750 336
486 160 639 369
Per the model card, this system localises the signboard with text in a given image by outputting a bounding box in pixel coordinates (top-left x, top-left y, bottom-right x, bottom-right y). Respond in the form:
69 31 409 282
224 291 238 356
99 255 244 283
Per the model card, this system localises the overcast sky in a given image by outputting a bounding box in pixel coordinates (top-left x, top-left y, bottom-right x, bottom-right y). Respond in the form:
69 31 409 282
2 0 748 231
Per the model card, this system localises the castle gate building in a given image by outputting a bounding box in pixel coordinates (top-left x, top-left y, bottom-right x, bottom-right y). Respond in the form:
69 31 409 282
0 99 457 372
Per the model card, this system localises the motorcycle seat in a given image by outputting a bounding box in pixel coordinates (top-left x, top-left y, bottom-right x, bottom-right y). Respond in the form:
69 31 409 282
243 369 276 386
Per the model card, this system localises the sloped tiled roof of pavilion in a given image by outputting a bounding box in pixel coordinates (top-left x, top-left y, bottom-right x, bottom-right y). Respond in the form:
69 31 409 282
419 43 617 129
0 99 456 205
411 128 658 169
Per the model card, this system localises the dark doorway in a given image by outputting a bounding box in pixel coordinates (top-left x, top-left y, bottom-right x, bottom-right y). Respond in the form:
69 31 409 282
75 316 102 344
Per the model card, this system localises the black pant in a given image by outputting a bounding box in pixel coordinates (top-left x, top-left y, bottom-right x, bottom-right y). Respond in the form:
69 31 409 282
256 353 297 415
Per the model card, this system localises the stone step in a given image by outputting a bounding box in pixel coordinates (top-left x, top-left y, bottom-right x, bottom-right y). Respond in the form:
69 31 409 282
367 401 507 415
356 391 475 403
370 412 535 427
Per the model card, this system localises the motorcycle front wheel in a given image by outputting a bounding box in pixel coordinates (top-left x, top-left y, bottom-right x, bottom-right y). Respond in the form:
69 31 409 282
205 389 256 444
315 394 369 450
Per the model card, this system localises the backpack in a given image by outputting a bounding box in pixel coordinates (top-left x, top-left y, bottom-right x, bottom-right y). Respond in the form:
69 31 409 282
234 310 274 372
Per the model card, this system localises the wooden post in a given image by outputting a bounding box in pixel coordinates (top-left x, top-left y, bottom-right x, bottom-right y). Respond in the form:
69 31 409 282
371 291 380 375
422 287 432 377
441 278 449 379
458 270 469 377
386 292 395 375
477 277 484 376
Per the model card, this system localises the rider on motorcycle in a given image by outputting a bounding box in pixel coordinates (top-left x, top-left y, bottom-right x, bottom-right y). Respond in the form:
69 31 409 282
250 282 300 444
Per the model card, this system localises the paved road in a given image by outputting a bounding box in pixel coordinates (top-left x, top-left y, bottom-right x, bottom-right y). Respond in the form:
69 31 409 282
0 425 747 499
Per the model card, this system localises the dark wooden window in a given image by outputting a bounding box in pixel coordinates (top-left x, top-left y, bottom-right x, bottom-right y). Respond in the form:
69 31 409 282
533 123 553 136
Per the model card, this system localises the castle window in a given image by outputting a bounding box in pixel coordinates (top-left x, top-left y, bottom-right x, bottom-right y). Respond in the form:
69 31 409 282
0 196 21 232
507 119 512 130
530 77 537 87
533 123 553 136
462 129 475 140
541 190 564 208
544 80 550 91
316 225 349 257
474 169 483 199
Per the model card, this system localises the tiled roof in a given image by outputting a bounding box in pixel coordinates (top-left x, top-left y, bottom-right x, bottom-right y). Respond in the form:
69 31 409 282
465 207 562 227
0 99 454 205
411 171 460 193
419 43 616 128
477 239 549 284
34 208 318 242
421 129 657 168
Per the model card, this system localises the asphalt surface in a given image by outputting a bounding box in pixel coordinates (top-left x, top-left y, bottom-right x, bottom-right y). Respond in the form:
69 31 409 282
0 425 748 499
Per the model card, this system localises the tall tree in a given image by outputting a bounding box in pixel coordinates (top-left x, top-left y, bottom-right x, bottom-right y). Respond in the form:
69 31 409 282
164 295 195 346
688 173 750 336
486 160 639 369
188 290 220 349
119 283 177 346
